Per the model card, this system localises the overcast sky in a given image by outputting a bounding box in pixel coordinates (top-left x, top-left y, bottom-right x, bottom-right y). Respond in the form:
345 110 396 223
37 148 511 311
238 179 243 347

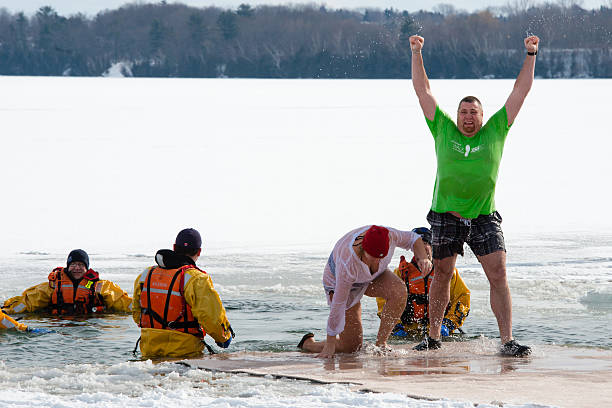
0 0 608 16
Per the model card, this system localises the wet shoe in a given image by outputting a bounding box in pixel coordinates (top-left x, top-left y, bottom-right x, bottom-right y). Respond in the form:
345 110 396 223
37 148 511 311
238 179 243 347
500 339 531 357
413 335 442 351
297 332 314 349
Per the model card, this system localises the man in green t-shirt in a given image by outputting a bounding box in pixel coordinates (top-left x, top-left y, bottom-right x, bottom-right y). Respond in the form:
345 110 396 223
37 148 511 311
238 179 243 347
409 34 540 357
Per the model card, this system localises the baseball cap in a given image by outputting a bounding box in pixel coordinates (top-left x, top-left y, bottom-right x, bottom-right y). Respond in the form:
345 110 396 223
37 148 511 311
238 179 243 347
175 228 202 249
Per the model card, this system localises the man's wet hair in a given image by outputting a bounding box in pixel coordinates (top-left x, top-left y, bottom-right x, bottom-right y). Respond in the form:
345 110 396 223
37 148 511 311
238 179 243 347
457 96 482 111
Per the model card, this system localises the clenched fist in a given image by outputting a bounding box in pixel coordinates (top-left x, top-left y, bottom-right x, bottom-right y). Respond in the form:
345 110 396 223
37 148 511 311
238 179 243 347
409 35 424 53
524 35 539 53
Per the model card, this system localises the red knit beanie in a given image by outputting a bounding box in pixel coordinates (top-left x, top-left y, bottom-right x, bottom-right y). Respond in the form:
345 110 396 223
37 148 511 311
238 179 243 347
362 225 390 258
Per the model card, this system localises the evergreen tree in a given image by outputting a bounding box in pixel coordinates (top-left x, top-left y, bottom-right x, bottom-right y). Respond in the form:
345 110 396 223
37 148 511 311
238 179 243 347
149 19 165 55
217 11 238 40
188 13 206 45
236 4 254 17
400 16 416 36
36 6 60 51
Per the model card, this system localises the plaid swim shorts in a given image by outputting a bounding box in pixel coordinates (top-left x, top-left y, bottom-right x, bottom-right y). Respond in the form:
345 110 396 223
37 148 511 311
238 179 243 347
426 210 506 260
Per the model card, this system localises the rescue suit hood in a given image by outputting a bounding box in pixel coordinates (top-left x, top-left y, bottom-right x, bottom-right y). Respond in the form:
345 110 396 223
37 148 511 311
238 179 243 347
155 249 196 269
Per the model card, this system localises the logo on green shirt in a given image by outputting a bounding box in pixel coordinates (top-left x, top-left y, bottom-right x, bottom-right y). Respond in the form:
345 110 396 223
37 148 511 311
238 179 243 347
425 106 511 219
451 141 484 158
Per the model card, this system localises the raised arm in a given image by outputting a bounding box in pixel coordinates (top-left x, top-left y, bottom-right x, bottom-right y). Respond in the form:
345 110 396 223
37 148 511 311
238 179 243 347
505 35 539 125
410 35 437 121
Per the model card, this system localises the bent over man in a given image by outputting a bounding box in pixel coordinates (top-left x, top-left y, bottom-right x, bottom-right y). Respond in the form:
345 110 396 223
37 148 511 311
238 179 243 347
409 34 539 356
298 225 432 358
2 249 132 315
133 228 234 358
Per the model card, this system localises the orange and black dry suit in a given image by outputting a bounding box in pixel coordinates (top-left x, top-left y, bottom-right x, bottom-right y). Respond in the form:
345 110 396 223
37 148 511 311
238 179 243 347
132 249 233 358
48 267 105 315
2 268 132 315
377 255 470 335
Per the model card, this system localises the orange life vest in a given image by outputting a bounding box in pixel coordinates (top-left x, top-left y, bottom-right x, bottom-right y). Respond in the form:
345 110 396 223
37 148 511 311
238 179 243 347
138 265 205 338
397 256 434 325
48 267 105 315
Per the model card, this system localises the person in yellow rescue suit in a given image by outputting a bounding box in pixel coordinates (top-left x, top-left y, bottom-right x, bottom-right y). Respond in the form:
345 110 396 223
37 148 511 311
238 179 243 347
0 309 28 331
0 309 53 333
132 228 234 358
2 249 132 315
377 227 470 338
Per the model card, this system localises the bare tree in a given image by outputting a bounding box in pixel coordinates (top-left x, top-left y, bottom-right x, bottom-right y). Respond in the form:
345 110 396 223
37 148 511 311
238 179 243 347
503 0 536 15
556 0 584 8
433 3 456 15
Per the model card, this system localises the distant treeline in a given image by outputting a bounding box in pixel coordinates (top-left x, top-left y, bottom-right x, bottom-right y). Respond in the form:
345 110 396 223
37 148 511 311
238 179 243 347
0 1 610 78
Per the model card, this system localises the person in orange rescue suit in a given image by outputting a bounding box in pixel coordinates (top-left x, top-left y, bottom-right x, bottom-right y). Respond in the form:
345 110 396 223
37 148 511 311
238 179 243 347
377 227 470 338
132 228 234 358
2 249 132 315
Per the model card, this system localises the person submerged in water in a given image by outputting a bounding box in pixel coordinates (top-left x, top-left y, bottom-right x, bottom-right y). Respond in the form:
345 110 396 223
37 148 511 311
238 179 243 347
132 228 234 358
376 227 470 339
298 225 432 358
2 249 132 316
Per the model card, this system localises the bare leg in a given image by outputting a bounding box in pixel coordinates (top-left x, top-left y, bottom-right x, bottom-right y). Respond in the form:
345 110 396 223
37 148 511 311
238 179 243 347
303 270 405 354
478 250 512 343
428 255 457 340
364 269 407 347
301 302 363 353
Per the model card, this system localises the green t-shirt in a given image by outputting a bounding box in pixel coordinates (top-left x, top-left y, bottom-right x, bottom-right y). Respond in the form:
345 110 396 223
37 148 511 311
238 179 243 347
425 105 511 219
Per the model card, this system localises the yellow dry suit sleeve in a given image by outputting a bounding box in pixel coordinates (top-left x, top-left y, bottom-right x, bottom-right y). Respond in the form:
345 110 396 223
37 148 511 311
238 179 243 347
0 309 28 331
184 269 232 344
97 280 133 313
376 296 385 318
445 269 471 330
132 272 143 325
2 282 53 313
376 267 403 318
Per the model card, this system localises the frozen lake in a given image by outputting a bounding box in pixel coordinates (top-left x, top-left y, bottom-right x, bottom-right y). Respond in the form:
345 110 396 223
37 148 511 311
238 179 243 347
1 77 611 254
0 77 611 408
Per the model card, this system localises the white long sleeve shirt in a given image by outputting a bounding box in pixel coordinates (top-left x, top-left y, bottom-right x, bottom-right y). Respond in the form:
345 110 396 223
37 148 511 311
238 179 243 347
322 225 420 336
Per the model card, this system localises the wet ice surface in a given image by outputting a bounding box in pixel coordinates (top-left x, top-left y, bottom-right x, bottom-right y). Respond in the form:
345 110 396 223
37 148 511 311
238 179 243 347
0 358 567 408
191 338 612 376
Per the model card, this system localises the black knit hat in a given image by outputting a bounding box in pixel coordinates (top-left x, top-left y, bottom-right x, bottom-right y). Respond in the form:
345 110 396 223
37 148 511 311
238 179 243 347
175 228 202 250
67 249 89 269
